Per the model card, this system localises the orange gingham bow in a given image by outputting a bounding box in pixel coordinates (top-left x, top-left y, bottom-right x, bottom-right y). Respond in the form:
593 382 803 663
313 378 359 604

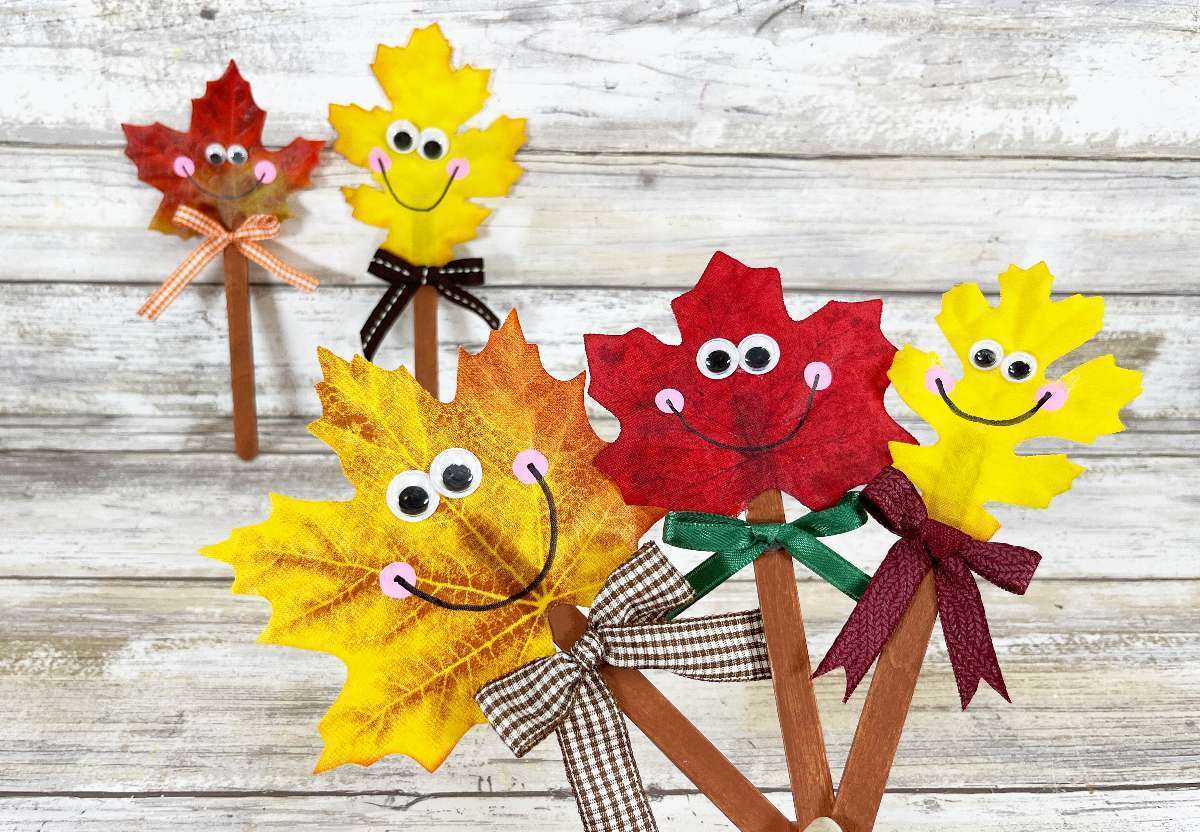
138 205 318 320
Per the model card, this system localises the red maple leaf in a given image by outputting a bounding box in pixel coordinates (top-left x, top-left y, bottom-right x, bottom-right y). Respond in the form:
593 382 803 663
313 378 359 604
122 61 324 236
585 252 914 515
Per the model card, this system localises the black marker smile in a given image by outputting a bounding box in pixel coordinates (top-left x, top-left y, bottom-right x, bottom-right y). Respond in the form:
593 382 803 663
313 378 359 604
188 174 265 202
666 376 820 453
379 166 456 213
935 378 1052 427
392 463 557 612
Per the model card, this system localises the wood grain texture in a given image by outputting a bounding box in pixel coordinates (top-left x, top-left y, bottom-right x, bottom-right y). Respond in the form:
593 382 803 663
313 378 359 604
7 148 1200 293
222 246 258 460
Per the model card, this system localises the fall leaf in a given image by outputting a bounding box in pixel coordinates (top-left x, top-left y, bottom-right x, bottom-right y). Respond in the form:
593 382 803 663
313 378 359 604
327 24 526 265
123 61 323 236
888 262 1143 539
203 312 660 772
585 251 913 516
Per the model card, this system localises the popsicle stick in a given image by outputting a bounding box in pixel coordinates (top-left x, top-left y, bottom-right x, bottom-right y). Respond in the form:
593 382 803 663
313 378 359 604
412 284 439 396
748 489 834 826
548 605 791 832
831 574 938 832
222 246 258 461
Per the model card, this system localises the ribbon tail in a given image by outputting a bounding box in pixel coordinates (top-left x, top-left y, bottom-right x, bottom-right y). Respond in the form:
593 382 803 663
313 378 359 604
138 236 226 320
436 280 500 330
360 282 418 362
786 535 871 601
935 558 1008 709
556 674 658 832
666 546 759 620
813 538 930 701
238 241 319 292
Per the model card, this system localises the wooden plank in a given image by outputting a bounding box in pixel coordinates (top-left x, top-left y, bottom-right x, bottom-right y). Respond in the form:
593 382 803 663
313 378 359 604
3 2 1200 158
0 578 1195 795
0 284 1185 423
0 789 1196 832
6 148 1200 293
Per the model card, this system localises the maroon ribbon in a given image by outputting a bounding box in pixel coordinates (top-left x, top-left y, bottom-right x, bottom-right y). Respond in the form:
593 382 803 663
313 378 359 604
813 467 1041 709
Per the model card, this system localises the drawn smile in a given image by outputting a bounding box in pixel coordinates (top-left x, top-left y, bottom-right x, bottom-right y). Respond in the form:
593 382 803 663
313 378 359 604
934 378 1052 427
188 174 265 202
665 375 821 453
392 462 557 612
380 166 457 212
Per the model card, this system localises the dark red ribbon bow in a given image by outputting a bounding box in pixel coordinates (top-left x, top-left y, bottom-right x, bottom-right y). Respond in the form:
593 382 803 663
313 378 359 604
814 466 1041 709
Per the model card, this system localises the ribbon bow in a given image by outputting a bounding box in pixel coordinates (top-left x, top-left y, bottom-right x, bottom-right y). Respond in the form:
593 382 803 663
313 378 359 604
476 543 771 832
814 467 1041 708
662 490 870 617
138 205 318 320
361 248 500 361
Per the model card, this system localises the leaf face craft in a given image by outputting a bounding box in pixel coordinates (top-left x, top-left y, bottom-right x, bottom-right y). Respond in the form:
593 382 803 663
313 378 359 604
328 24 527 265
585 252 913 515
889 262 1143 539
122 61 323 235
203 313 659 772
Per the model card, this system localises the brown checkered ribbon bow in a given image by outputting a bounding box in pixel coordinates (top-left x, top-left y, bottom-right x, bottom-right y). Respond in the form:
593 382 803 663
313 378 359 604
138 205 318 320
361 248 499 361
476 543 771 832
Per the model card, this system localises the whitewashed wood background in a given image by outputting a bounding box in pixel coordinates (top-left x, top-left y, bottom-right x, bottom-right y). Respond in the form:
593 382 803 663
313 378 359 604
1 1 1198 830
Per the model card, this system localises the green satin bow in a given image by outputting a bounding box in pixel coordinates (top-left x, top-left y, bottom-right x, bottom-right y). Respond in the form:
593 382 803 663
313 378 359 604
663 491 870 619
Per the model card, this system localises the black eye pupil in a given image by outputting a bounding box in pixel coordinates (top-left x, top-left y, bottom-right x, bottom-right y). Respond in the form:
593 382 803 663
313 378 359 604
745 346 771 369
441 464 473 493
397 485 430 516
208 152 222 163
705 349 732 374
1007 360 1031 380
423 140 443 158
974 348 997 368
394 132 413 151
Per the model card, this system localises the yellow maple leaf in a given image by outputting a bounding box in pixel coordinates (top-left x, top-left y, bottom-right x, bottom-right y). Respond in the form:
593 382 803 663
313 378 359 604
888 262 1142 539
328 24 526 265
202 312 660 772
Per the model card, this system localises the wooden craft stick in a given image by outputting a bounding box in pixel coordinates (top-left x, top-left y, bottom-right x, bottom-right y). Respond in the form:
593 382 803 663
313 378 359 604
548 605 791 832
832 573 938 832
412 284 439 396
222 246 258 461
748 489 834 826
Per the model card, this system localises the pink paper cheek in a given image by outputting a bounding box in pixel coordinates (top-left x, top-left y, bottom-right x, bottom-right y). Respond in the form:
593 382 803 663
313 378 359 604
924 366 957 396
368 147 392 173
379 562 417 600
254 160 277 184
513 449 549 484
1036 381 1069 411
804 362 832 391
655 388 685 414
447 157 470 180
172 156 196 178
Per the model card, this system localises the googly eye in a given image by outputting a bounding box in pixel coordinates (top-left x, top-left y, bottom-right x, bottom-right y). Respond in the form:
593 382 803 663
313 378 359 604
386 120 418 154
203 143 227 165
1002 351 1038 383
429 448 483 498
226 144 249 165
737 333 780 375
385 470 439 522
968 339 1004 371
417 127 449 161
696 338 738 380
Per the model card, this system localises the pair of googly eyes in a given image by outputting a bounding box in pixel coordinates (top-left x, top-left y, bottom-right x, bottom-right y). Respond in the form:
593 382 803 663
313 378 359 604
386 120 450 161
386 448 483 523
203 143 250 166
696 334 780 379
969 339 1038 382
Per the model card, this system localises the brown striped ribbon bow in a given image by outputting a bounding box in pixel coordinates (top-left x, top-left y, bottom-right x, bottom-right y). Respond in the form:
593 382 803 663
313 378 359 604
814 466 1041 709
476 542 771 832
361 248 499 361
138 205 318 320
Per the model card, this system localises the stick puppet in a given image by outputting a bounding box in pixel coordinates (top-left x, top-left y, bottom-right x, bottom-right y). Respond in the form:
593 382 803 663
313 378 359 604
123 62 323 459
816 263 1142 831
585 251 913 826
328 24 525 390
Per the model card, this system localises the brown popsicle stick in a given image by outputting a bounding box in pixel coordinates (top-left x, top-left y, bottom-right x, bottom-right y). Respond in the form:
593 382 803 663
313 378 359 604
748 489 835 826
412 284 439 396
548 605 791 832
831 573 938 831
222 246 258 461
